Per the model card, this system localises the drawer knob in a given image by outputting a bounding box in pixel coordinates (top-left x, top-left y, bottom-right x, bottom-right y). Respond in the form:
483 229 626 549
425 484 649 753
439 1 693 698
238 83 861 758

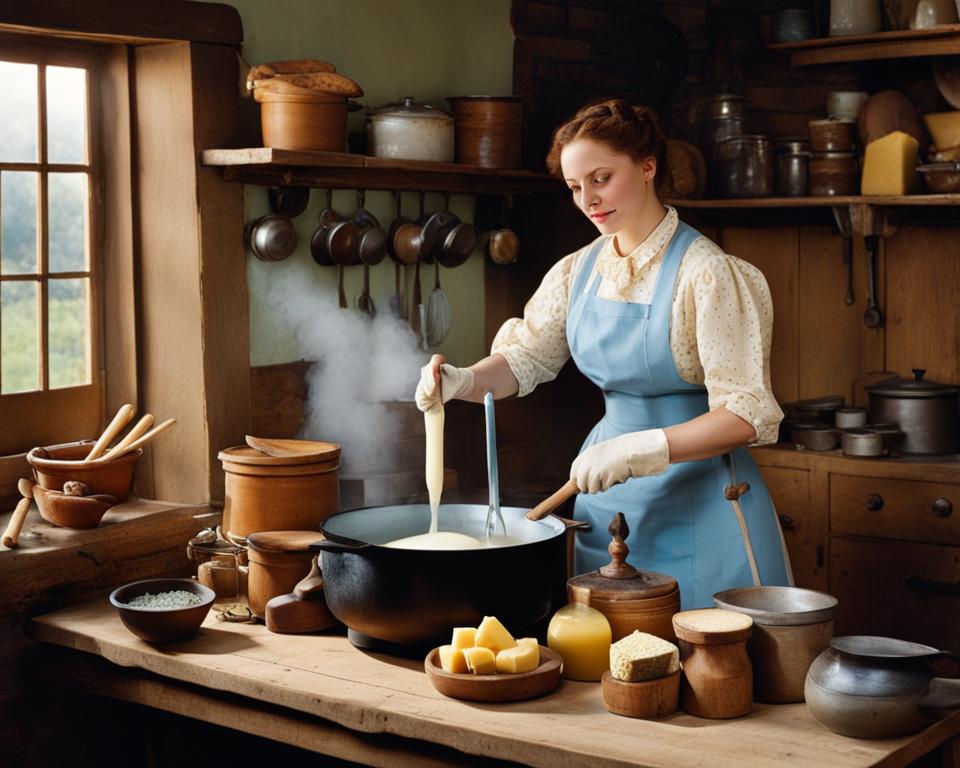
865 494 884 512
778 514 796 530
932 498 953 518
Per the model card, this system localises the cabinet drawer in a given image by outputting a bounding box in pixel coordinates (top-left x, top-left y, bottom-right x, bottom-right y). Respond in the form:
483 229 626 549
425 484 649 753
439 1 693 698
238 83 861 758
830 474 960 545
830 536 960 651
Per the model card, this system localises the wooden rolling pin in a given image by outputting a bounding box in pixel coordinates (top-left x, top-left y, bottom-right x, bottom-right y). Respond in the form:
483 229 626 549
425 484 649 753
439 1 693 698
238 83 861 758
93 418 177 463
2 479 35 549
85 403 136 460
526 480 579 521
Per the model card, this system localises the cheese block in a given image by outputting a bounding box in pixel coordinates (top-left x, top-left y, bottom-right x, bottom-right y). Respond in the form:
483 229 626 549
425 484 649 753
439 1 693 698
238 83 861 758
438 644 468 674
451 627 477 650
923 111 960 151
861 131 920 195
463 646 497 675
517 637 538 650
496 644 540 674
609 630 680 683
475 616 517 654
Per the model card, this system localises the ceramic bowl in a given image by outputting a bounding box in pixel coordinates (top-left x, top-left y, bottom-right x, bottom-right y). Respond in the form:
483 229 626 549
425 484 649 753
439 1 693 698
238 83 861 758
109 578 215 643
27 440 141 501
33 485 116 529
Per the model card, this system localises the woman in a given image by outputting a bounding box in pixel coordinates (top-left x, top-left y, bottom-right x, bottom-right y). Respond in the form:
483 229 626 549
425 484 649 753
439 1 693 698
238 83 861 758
415 99 792 608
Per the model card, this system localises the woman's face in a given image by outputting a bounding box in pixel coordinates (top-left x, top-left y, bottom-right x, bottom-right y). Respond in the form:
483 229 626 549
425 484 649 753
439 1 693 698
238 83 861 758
559 138 657 236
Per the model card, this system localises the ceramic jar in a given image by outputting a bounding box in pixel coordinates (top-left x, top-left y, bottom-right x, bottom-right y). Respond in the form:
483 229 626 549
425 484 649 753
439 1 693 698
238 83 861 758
672 608 754 718
829 0 883 36
246 530 321 619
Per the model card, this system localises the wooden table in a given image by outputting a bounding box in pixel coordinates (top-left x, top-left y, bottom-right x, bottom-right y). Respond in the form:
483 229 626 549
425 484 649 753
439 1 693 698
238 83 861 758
30 600 960 768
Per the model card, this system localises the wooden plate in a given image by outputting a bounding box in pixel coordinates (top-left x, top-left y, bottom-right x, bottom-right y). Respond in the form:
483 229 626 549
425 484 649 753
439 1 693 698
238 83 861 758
424 646 562 702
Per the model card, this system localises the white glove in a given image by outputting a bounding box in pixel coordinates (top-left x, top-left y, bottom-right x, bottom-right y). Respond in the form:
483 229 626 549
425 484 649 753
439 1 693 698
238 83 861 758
415 355 475 412
570 428 670 494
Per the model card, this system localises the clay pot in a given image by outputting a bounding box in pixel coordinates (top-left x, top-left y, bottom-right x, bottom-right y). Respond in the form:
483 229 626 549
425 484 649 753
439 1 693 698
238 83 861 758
33 485 117 529
27 440 140 501
218 443 340 541
246 530 321 619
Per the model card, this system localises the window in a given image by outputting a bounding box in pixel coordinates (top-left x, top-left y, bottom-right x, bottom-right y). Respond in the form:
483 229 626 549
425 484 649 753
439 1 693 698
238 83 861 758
0 38 102 455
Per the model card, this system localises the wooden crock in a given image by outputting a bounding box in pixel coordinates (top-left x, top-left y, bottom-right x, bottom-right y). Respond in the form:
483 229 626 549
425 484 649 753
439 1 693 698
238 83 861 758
258 92 348 152
219 443 340 541
246 530 322 619
447 96 522 169
673 609 753 719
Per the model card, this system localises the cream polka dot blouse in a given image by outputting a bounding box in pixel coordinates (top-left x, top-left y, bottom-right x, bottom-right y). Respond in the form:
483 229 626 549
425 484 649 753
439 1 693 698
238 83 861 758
491 206 783 445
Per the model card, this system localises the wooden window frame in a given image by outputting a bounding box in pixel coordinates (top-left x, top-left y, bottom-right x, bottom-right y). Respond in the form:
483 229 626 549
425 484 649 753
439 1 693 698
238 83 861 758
0 33 106 456
0 1 249 509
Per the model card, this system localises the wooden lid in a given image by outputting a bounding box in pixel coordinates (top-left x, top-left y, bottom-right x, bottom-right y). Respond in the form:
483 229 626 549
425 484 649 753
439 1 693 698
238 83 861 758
246 530 324 553
672 609 753 645
218 440 340 467
567 512 678 601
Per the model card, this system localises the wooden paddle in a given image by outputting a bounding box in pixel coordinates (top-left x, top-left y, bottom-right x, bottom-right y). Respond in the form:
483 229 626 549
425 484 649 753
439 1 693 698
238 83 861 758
525 480 579 521
245 435 332 458
93 418 177 462
84 404 136 460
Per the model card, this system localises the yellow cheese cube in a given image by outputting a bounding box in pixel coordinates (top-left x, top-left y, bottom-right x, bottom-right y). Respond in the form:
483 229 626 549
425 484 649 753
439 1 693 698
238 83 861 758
517 637 539 650
496 643 540 674
923 111 960 151
463 646 497 675
861 131 920 195
451 627 476 649
438 644 468 674
475 616 516 654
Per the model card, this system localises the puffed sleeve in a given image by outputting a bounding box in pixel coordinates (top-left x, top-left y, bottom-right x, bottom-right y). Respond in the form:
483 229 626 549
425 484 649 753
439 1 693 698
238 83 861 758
490 251 578 397
675 239 784 444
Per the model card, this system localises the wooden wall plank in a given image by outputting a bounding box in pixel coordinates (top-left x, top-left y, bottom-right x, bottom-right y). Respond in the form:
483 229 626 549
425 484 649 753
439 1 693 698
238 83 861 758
885 225 960 385
723 226 800 404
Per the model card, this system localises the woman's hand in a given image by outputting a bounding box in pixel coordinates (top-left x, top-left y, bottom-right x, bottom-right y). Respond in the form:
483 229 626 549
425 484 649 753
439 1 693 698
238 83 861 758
415 354 476 412
570 428 670 494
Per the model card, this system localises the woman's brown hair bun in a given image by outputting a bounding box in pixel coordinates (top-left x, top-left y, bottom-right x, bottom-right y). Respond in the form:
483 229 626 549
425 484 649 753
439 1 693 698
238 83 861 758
545 98 667 193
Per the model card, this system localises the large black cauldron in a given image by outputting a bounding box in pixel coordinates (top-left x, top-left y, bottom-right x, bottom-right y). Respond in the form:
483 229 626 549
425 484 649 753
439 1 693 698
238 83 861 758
312 503 576 655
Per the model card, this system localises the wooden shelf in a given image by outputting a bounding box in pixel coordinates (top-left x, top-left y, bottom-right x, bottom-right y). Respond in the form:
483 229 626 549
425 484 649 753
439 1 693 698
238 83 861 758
670 194 960 208
201 147 562 194
769 24 960 66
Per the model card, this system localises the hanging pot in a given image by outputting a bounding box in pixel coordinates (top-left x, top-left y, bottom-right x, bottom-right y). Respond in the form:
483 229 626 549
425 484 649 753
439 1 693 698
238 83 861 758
246 214 297 262
866 369 960 454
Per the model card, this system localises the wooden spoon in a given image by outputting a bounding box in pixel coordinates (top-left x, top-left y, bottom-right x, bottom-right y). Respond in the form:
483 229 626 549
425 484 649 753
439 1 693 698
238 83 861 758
245 435 331 458
93 418 176 462
85 403 136 460
2 479 35 548
104 414 155 458
525 480 579 521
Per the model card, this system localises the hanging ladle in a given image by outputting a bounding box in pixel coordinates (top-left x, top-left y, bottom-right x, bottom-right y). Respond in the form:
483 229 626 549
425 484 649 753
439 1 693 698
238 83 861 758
864 234 884 328
483 392 507 539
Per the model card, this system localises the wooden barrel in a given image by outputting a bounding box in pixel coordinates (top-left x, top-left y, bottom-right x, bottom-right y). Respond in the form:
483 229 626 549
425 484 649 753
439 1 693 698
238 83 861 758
447 96 522 169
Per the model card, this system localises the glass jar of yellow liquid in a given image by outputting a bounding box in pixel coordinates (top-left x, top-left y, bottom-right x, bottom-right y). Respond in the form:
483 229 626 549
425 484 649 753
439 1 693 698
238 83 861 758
547 603 612 681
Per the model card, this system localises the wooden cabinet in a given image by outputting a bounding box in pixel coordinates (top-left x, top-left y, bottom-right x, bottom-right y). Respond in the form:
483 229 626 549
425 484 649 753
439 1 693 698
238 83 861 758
752 446 960 650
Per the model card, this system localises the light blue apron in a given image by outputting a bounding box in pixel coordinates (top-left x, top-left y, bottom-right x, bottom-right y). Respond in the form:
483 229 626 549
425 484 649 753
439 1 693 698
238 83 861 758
567 222 791 609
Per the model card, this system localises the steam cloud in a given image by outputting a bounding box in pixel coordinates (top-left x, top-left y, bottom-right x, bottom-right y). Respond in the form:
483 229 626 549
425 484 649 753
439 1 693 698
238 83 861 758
261 265 427 474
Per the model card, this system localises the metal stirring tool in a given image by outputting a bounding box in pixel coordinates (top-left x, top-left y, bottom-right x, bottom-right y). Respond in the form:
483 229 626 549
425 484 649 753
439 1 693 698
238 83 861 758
484 392 507 539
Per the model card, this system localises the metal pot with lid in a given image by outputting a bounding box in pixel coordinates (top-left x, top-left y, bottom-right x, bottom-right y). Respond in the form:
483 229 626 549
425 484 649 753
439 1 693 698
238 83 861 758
866 369 960 454
366 97 454 163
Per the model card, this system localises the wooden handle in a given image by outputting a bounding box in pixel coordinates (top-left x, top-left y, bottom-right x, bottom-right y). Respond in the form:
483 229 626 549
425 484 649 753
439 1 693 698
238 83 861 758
105 414 155 458
2 496 32 548
526 480 579 521
85 403 136 460
94 418 176 462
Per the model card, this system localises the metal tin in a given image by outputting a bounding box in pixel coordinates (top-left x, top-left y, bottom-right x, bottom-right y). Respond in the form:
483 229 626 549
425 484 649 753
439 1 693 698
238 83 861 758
866 369 960 454
774 139 809 196
834 407 867 428
715 135 774 197
841 428 884 457
367 97 455 163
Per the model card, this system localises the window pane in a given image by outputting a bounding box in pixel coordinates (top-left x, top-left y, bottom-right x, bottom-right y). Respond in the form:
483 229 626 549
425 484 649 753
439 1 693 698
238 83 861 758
48 277 90 389
1 280 40 393
46 66 87 165
1 172 39 275
49 173 88 273
0 62 38 163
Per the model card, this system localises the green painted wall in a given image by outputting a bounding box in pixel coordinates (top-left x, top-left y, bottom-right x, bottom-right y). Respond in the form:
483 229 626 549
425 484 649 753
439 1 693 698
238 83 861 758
228 0 515 367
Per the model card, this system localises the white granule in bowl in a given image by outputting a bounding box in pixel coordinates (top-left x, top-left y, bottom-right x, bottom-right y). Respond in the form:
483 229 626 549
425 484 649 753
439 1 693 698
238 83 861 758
125 590 203 610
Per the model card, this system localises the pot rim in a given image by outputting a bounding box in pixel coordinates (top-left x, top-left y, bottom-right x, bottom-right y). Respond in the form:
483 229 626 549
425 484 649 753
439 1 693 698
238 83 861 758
713 585 838 625
367 96 453 122
27 445 142 469
446 95 522 102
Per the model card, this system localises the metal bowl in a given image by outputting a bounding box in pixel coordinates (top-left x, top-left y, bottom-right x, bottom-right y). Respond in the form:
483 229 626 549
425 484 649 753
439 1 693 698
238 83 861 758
713 585 838 626
917 162 960 193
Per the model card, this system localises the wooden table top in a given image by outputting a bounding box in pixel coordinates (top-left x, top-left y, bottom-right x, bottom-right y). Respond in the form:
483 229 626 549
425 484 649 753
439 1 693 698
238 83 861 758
30 600 960 768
